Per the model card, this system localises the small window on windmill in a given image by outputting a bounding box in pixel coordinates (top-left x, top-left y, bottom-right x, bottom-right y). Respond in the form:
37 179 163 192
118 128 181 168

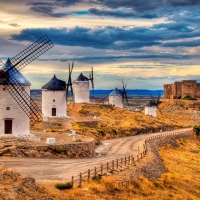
53 99 55 102
3 88 5 91
6 107 10 110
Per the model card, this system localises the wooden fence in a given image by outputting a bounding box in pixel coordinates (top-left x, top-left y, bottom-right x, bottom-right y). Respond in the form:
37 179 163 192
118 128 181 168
70 129 191 188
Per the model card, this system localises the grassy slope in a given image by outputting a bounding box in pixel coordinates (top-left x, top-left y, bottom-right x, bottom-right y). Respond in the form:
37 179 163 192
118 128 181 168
1 138 199 199
40 137 200 200
68 103 196 139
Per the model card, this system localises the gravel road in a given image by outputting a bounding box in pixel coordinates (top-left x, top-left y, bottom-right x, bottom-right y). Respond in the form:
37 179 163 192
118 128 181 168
0 128 191 181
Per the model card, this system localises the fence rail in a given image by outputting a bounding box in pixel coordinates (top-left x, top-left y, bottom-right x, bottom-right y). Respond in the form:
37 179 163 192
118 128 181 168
70 129 192 187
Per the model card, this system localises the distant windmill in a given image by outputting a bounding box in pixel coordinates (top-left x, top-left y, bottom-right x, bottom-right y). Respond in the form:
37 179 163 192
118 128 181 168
145 94 161 117
0 35 53 136
72 65 94 103
99 79 129 108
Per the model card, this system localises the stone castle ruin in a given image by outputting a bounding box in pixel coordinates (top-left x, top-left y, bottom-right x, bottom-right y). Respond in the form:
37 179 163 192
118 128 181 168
164 80 200 99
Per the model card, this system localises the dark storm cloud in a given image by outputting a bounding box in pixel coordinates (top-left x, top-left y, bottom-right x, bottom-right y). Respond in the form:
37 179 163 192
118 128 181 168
88 8 158 19
29 0 82 17
10 21 200 50
95 0 200 10
163 39 200 47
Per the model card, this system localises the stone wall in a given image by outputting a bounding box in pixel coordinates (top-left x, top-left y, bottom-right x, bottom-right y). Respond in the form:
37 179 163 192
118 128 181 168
77 120 101 128
0 137 96 158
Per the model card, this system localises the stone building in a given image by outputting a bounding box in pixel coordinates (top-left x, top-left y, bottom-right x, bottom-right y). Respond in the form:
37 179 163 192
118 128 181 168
164 80 200 99
109 88 123 108
0 58 30 136
145 100 157 117
42 75 67 118
73 73 90 103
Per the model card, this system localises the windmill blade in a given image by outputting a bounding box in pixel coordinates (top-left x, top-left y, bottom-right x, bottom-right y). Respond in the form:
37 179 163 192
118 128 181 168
124 92 129 106
6 35 54 74
89 66 94 96
66 61 74 98
150 93 156 103
6 74 43 122
0 60 4 68
156 93 161 103
99 94 109 103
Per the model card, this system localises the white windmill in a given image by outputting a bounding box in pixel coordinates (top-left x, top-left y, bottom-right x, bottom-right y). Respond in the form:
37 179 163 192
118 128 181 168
145 94 161 117
72 66 94 103
0 35 53 136
42 75 67 118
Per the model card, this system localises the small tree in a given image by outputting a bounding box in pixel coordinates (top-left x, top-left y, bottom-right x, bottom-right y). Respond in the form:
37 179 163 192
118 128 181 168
193 125 200 136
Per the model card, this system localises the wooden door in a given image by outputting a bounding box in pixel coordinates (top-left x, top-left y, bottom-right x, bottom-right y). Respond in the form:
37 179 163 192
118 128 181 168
52 108 56 116
5 120 12 134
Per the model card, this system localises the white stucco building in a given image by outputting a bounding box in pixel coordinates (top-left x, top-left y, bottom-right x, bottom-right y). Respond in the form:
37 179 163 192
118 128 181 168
0 58 30 136
109 88 123 108
73 73 90 103
42 75 67 118
145 101 157 117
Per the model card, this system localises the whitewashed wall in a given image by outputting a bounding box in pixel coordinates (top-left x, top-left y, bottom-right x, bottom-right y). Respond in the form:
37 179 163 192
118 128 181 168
145 106 157 117
42 90 67 117
0 85 30 136
73 82 90 103
109 95 123 108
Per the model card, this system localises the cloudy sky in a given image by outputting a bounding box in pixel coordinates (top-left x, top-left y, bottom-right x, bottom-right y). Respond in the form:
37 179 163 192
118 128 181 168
0 0 200 90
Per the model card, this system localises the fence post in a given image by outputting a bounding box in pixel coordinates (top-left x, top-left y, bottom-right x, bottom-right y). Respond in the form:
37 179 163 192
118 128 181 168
137 154 139 161
79 173 82 188
129 156 131 165
116 159 118 169
88 169 90 182
101 164 103 175
125 156 127 166
112 160 114 171
71 176 74 188
107 162 109 172
95 167 97 178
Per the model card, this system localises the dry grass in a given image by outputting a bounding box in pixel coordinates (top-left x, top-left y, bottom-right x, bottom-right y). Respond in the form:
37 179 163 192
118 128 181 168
36 137 200 200
1 137 199 199
68 103 197 139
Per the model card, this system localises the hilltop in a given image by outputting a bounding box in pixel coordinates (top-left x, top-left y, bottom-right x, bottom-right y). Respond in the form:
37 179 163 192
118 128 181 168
66 102 198 139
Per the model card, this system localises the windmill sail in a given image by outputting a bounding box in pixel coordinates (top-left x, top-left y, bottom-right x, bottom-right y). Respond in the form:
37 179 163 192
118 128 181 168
66 61 74 98
122 79 129 106
89 66 94 96
7 35 54 74
0 60 4 68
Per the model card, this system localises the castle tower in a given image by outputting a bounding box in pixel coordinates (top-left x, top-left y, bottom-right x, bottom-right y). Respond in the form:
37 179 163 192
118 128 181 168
42 75 66 118
0 58 30 136
73 73 90 103
109 88 123 108
145 100 157 117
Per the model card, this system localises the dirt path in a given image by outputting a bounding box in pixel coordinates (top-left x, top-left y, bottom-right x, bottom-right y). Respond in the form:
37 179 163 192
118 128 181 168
0 128 191 181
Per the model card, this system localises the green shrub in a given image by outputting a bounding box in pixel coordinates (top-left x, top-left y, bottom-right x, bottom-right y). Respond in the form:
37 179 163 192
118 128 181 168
54 145 65 153
193 125 200 136
182 95 197 100
55 182 72 190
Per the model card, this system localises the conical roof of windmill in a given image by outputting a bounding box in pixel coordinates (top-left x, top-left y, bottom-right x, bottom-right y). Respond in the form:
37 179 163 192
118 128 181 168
0 58 31 85
146 100 157 107
109 88 123 96
73 73 89 82
42 74 66 90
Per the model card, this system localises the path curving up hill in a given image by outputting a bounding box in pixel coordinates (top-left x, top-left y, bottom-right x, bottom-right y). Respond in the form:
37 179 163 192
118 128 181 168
0 128 191 181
